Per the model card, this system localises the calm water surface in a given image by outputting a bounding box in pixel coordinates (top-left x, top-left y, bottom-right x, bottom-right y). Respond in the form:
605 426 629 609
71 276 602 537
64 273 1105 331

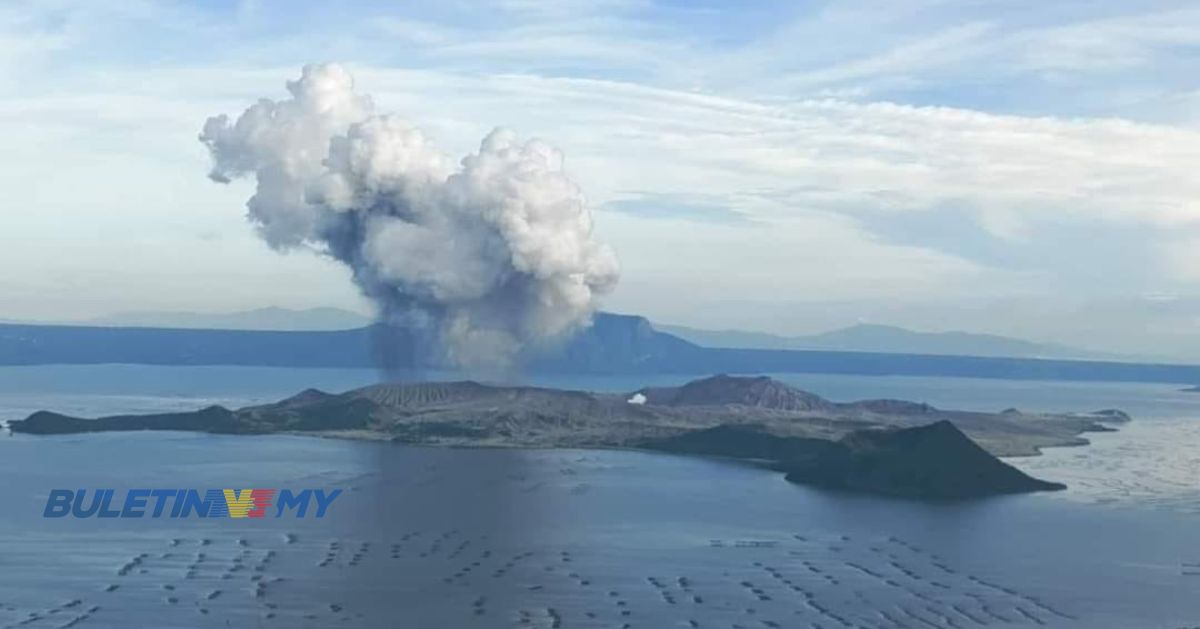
1 365 1198 628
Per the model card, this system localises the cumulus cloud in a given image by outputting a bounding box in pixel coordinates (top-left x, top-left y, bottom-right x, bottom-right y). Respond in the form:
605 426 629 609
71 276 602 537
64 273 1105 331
200 64 619 369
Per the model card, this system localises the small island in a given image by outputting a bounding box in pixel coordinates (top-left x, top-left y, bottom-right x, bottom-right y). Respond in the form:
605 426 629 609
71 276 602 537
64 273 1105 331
8 375 1128 500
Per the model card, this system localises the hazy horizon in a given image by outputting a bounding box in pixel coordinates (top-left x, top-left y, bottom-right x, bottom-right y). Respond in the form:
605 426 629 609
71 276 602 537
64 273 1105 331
0 303 1173 363
3 1 1200 360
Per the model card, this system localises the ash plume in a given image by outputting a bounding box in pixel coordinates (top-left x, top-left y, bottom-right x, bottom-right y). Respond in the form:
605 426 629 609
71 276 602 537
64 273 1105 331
199 64 619 369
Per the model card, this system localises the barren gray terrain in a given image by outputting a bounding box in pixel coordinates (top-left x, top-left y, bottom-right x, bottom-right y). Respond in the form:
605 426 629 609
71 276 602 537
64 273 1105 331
10 375 1128 499
11 374 1125 457
232 374 1126 458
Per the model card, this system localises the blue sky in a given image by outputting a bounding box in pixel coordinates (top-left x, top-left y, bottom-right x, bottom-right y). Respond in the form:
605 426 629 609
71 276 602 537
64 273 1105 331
3 0 1200 358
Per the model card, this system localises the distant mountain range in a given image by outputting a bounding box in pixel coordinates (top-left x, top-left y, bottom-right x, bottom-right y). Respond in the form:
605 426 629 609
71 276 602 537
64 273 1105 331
0 307 374 331
3 313 1200 385
12 303 1196 363
0 313 695 373
10 307 1114 361
658 322 1113 360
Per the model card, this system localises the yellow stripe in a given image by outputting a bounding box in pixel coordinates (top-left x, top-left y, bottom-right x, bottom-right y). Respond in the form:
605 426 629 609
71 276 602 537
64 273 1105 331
223 489 254 518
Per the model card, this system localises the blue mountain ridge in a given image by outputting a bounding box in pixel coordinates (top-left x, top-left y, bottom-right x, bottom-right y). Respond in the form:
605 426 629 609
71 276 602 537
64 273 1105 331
2 313 1199 384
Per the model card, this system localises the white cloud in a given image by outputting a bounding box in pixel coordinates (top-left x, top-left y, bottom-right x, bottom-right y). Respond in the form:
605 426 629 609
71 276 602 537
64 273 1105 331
3 63 1199 322
347 71 1200 232
1019 7 1200 74
1 0 1199 354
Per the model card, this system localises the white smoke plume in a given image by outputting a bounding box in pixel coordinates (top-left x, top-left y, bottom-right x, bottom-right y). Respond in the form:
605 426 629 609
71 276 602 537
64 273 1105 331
200 64 619 369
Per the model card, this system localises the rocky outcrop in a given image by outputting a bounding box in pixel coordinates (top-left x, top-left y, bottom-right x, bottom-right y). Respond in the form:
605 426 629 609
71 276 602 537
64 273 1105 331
634 374 833 411
642 421 1063 500
11 406 242 434
783 421 1065 499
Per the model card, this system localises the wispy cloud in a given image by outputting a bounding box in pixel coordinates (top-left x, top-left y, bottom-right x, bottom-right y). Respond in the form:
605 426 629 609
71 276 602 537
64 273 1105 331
602 193 754 224
1 0 1198 354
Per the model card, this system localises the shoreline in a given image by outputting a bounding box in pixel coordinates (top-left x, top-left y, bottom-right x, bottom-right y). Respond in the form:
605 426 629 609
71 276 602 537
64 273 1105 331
6 375 1132 499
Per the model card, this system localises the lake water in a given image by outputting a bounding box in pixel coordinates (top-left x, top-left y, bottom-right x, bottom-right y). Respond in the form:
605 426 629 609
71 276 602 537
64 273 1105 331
1 365 1199 628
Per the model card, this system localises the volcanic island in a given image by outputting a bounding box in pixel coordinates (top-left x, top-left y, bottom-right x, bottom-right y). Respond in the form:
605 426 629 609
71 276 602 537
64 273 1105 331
8 375 1129 500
